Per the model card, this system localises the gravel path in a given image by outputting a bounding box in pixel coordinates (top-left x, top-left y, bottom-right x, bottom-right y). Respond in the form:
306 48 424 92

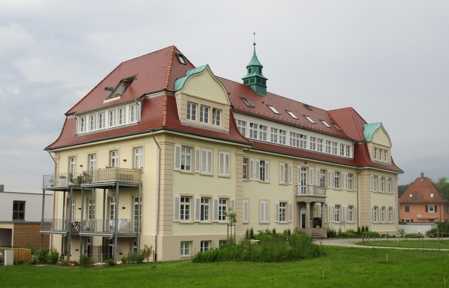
315 238 449 251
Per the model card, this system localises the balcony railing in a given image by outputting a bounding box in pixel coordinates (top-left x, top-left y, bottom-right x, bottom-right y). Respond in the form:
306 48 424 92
80 219 138 235
41 218 68 233
43 175 74 190
296 185 326 197
84 168 142 185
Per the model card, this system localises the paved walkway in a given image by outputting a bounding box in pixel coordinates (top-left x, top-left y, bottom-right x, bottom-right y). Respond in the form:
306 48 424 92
314 238 449 251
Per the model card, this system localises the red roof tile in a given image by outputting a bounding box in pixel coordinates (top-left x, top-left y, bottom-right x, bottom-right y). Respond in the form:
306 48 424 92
47 46 402 173
399 176 447 204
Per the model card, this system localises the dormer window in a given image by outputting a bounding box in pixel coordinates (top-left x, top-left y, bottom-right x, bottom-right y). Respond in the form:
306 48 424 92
107 76 134 99
268 105 279 114
287 111 297 119
305 116 315 123
321 120 331 128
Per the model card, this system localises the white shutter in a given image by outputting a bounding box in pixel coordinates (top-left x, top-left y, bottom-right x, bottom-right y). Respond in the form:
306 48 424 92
288 164 293 185
275 202 279 223
194 148 200 172
353 174 358 191
174 145 181 170
230 199 235 211
341 206 346 224
249 159 255 180
266 200 270 223
243 200 249 224
255 160 260 180
259 201 263 224
213 199 219 222
174 195 180 221
287 203 292 223
265 161 270 182
195 198 200 221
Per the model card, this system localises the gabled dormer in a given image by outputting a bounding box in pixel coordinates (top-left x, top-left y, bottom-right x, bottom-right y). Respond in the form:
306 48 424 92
364 122 392 164
175 65 231 132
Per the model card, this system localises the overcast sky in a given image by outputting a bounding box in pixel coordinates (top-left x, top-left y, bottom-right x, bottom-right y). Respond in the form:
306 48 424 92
1 0 448 192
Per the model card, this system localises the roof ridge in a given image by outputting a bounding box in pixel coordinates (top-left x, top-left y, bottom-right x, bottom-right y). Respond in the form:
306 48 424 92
164 46 177 90
121 45 177 64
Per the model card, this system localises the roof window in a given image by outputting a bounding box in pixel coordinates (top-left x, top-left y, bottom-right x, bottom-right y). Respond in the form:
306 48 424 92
176 53 188 65
287 111 297 119
305 116 315 123
241 97 255 108
321 120 331 128
268 105 280 114
106 76 135 99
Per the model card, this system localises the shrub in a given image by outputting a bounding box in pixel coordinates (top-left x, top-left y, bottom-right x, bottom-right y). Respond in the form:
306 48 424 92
79 255 92 267
32 249 49 264
105 258 115 266
404 233 424 238
142 245 153 262
128 251 145 264
121 256 128 264
47 250 59 264
193 230 322 263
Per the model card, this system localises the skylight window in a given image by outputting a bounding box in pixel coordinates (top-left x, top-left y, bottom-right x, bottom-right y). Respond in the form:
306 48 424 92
107 76 134 99
240 97 255 108
176 53 187 65
287 111 297 119
321 120 331 128
268 105 279 114
305 116 315 123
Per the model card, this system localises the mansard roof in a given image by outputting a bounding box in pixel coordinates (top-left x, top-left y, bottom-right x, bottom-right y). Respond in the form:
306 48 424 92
46 46 402 173
399 176 447 204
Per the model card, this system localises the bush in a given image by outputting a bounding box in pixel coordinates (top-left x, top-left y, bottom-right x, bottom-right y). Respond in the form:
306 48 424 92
47 250 59 264
193 230 322 263
404 233 424 238
427 222 449 238
128 251 145 264
105 258 116 266
79 255 92 267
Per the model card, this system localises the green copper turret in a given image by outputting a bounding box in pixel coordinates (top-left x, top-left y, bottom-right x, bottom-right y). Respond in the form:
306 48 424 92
242 43 267 96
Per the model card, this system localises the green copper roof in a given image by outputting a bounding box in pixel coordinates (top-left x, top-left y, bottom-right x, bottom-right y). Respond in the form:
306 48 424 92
175 64 208 91
363 122 382 142
247 50 263 67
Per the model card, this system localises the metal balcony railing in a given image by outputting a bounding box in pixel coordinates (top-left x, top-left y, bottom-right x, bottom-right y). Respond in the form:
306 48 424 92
43 175 74 190
84 168 142 185
296 185 326 197
80 219 138 234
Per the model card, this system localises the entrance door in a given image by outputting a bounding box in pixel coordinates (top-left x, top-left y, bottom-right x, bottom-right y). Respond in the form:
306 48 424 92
300 208 306 229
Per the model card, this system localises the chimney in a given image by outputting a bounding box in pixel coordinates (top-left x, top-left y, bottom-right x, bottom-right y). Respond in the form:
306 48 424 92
0 185 4 192
420 172 425 178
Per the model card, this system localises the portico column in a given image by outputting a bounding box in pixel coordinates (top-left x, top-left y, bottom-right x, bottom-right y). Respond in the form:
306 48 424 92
305 202 311 229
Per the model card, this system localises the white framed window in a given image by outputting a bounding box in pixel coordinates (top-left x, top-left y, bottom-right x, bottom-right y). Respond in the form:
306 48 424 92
287 111 297 119
319 169 327 188
199 197 210 222
87 153 96 175
98 112 106 129
332 142 338 155
200 240 211 253
278 201 287 223
259 125 268 141
212 108 221 126
268 105 279 114
133 146 144 169
309 136 316 151
373 175 379 192
345 145 351 158
180 196 192 221
299 167 308 194
426 204 436 213
299 134 307 149
187 101 197 121
180 241 192 257
279 129 287 145
218 198 228 221
340 143 345 156
334 205 341 223
200 104 209 123
68 156 76 178
198 149 213 175
387 177 392 193
218 152 231 177
109 150 119 168
317 138 323 152
108 109 116 127
270 127 278 143
259 160 268 182
249 122 258 139
118 107 125 125
381 176 386 192
88 114 96 131
175 145 193 172
325 140 331 154
334 171 341 189
132 196 141 233
373 206 379 223
242 157 249 180
347 205 354 223
129 102 140 123
381 206 386 222
259 200 269 224
279 163 291 185
79 116 86 132
290 132 300 148
237 120 247 136
242 199 249 224
347 173 354 190
388 207 393 222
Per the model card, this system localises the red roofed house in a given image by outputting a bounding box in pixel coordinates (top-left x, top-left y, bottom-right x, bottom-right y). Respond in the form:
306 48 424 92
399 173 449 223
41 44 402 263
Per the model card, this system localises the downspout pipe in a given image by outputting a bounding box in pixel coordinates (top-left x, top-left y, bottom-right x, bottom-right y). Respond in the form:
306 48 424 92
152 137 161 263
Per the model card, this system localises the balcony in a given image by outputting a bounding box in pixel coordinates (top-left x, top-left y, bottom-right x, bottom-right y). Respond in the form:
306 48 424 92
82 168 142 188
80 219 138 236
43 174 78 190
296 185 326 198
40 218 69 234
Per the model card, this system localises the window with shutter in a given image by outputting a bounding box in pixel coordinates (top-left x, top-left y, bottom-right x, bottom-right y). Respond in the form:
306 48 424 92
242 200 249 224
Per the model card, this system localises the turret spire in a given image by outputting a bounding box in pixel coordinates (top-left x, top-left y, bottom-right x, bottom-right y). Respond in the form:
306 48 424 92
242 32 267 96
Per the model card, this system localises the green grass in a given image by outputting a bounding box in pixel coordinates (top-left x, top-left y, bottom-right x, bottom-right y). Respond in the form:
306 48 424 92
1 247 449 288
357 239 449 249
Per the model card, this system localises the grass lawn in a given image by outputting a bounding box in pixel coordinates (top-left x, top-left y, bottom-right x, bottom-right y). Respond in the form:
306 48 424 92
356 239 449 249
1 247 449 288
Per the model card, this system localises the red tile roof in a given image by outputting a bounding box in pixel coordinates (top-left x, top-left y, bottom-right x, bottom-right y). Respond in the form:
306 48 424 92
399 176 447 204
47 46 402 173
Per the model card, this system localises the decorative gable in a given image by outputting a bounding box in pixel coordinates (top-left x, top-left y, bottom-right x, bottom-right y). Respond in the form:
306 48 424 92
364 123 392 164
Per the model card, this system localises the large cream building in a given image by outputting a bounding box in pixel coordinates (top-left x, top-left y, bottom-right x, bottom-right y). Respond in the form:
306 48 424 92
42 45 402 262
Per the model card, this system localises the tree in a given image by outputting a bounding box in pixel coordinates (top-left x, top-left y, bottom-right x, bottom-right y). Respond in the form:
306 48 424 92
398 185 409 196
435 177 449 200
